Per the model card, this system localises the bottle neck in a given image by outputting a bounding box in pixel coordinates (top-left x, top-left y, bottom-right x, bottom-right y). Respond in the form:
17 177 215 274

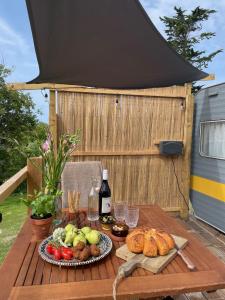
102 169 108 181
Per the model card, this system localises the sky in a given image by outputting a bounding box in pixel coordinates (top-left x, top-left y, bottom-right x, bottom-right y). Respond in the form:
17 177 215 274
0 1 225 123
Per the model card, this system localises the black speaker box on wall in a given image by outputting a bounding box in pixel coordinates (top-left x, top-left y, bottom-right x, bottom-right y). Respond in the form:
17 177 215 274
159 141 184 156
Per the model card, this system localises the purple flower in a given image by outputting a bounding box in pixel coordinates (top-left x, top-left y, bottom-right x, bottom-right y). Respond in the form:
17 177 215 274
42 140 50 152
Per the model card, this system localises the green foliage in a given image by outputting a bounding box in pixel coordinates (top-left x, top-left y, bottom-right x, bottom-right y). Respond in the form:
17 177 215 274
0 194 27 264
160 6 223 92
21 130 80 218
0 64 46 184
41 131 80 194
23 190 62 218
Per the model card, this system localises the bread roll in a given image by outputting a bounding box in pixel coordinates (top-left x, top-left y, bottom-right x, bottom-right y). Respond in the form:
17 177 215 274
126 229 144 253
143 231 158 257
126 228 175 257
157 230 175 250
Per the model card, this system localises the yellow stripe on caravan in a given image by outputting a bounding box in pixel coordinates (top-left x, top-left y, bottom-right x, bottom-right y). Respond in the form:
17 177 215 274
191 175 225 203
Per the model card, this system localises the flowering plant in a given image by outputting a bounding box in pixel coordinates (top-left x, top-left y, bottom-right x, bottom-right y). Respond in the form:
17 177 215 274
22 130 80 218
41 131 80 194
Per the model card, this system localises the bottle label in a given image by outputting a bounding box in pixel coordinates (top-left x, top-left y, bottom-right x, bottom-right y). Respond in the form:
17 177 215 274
101 197 111 213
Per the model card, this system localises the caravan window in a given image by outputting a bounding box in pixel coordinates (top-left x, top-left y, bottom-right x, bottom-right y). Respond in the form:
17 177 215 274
200 120 225 159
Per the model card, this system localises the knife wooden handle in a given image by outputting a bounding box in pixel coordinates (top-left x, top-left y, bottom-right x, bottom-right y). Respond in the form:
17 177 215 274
178 250 195 271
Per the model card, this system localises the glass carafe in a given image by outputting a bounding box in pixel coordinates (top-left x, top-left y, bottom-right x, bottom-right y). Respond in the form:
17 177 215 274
87 178 99 221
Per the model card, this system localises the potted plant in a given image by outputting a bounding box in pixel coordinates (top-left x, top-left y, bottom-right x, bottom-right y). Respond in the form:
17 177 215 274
24 190 62 240
23 130 80 240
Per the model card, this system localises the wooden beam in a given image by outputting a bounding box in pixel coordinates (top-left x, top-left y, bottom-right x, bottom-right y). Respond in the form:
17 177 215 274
153 139 183 145
201 74 215 81
71 149 160 156
162 207 181 212
7 82 187 98
180 83 194 219
49 90 57 154
27 158 42 197
7 82 81 91
0 167 27 203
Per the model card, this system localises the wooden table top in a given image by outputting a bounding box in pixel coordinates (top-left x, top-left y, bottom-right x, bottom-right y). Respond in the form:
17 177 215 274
1 205 225 300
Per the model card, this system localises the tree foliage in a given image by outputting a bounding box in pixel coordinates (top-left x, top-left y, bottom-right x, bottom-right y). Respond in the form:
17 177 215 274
0 64 47 184
160 6 223 91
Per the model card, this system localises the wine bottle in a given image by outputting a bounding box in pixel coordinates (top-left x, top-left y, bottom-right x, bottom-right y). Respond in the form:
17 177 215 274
99 169 111 216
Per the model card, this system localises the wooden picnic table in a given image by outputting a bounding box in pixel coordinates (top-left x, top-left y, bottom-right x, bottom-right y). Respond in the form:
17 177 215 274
1 205 225 300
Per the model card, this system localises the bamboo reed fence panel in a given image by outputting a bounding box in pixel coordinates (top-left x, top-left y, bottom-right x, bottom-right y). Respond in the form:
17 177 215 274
57 90 186 211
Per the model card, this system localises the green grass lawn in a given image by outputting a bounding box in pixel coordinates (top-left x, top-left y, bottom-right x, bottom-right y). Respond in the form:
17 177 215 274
0 194 27 264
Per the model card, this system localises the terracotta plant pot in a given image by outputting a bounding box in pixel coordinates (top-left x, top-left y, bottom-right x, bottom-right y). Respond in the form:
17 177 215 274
30 215 53 241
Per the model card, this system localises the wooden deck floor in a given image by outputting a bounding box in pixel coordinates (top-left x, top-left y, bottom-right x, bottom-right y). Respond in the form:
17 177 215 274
173 214 225 300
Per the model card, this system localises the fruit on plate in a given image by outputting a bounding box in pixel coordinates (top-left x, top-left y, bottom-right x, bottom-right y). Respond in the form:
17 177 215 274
61 247 73 260
86 230 100 245
48 226 102 262
65 229 77 246
74 241 85 251
54 248 62 260
73 249 81 259
73 234 87 247
126 228 175 257
79 246 91 261
90 244 101 257
81 226 92 235
65 223 78 233
46 243 54 255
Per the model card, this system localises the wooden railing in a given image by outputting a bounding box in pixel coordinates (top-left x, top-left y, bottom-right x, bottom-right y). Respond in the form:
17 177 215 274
0 167 28 203
0 157 42 204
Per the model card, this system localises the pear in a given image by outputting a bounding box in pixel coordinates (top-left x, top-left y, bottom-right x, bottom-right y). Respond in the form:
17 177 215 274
65 230 77 246
81 226 92 235
86 230 100 245
73 234 87 247
65 223 77 233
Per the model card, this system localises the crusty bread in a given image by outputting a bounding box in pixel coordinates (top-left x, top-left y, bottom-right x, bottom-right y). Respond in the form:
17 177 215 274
125 229 144 253
126 228 175 257
157 230 175 250
143 231 158 257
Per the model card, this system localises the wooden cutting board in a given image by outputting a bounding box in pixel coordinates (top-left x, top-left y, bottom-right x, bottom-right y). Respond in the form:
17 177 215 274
116 235 188 274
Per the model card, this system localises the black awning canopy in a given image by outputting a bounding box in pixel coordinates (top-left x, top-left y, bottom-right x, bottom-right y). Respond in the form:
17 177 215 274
26 0 207 89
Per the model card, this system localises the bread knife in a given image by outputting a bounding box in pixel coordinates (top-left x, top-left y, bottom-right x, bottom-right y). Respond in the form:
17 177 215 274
175 242 195 271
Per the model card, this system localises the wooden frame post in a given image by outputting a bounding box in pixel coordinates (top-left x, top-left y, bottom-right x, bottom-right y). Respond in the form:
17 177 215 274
180 83 194 219
49 90 57 154
27 157 42 197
